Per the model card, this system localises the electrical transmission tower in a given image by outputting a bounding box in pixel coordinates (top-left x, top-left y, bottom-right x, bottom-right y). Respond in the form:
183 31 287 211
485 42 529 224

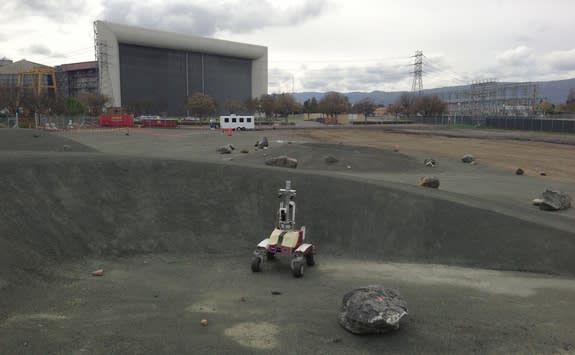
411 50 423 95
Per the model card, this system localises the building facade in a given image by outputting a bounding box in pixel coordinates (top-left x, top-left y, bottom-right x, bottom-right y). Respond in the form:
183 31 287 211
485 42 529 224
94 21 268 116
55 61 99 98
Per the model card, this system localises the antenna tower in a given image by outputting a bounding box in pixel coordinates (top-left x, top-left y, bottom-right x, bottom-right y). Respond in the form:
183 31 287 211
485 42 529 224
411 50 423 95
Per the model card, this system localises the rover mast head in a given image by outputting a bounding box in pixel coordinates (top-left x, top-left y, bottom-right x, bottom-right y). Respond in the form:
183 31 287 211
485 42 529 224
278 180 297 230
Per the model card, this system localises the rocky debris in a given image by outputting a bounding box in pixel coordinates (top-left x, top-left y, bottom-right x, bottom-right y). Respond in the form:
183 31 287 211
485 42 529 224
424 158 436 167
61 144 72 152
91 269 104 277
338 285 408 335
538 190 572 211
200 319 208 326
271 290 282 295
240 149 249 154
346 165 351 169
255 137 269 149
324 155 339 164
32 133 41 138
393 145 399 152
419 176 440 188
515 168 524 175
217 145 232 154
532 198 543 206
461 154 475 163
265 155 298 169
228 144 235 151
240 297 247 302
539 172 547 176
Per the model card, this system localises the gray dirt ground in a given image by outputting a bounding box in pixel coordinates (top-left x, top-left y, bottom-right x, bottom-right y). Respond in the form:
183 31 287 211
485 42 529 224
1 127 575 354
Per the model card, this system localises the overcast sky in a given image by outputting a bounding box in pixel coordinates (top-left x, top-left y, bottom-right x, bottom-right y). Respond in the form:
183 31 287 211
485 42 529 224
1 0 574 93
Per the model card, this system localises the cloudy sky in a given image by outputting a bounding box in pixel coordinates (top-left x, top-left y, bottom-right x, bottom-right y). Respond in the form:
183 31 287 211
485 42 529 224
1 0 574 93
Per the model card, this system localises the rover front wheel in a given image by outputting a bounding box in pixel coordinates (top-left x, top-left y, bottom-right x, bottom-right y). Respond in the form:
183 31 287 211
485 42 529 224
251 256 262 272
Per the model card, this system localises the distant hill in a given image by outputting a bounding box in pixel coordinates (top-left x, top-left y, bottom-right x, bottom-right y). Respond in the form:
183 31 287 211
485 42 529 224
292 78 575 105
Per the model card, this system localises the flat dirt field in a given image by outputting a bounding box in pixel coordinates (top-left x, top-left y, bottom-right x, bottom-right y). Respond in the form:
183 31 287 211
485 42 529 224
1 126 574 354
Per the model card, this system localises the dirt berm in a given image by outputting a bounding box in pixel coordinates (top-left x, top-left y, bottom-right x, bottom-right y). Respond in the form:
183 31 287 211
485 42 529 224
1 154 574 292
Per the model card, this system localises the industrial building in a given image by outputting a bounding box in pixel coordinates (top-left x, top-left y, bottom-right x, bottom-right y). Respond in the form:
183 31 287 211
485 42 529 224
94 20 268 116
55 61 99 98
0 59 57 97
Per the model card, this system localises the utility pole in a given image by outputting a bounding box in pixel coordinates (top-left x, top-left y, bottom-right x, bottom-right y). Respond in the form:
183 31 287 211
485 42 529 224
411 50 423 95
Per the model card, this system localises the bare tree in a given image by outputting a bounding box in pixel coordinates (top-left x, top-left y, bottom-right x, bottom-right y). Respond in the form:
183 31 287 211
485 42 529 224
318 92 350 117
351 98 376 117
223 99 246 114
186 92 216 118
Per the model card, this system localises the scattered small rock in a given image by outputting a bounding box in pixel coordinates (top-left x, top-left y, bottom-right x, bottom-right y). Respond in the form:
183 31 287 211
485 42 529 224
539 172 547 176
265 155 298 169
255 137 269 149
539 190 571 211
32 133 41 138
91 269 104 277
125 132 129 136
227 144 235 151
324 155 338 164
217 145 232 154
271 290 282 295
61 144 72 152
240 149 249 154
240 297 247 302
424 158 436 167
346 165 351 169
393 145 399 152
338 285 408 334
200 319 208 326
470 161 476 166
332 338 343 344
419 176 440 188
515 168 524 175
287 141 292 144
461 154 475 163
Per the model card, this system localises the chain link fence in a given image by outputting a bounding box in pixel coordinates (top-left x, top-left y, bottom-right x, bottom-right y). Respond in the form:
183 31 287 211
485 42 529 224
413 115 575 133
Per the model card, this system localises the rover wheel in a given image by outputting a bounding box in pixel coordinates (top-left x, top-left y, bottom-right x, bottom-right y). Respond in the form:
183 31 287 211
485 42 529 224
305 253 315 266
251 256 262 272
291 260 304 278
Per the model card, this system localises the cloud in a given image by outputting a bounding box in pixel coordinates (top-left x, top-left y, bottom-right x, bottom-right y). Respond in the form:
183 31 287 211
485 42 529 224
23 44 53 56
100 0 330 36
268 62 412 93
0 0 90 22
544 49 575 72
496 46 536 67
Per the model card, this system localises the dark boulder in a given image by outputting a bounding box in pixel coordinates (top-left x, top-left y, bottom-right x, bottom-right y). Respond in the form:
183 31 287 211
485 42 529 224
419 176 440 188
265 155 298 169
324 155 339 164
338 285 408 335
461 154 475 163
515 168 524 175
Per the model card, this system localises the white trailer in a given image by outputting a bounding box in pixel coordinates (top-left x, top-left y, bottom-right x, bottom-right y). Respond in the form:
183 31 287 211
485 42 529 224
219 114 255 130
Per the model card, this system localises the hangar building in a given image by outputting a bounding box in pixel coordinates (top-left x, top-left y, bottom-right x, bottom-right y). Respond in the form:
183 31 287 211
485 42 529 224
94 20 268 116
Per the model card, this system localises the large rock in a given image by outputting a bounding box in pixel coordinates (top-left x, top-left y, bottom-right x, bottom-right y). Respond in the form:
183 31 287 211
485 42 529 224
539 190 572 211
255 137 269 149
419 176 440 188
461 154 475 163
265 155 298 169
338 285 408 334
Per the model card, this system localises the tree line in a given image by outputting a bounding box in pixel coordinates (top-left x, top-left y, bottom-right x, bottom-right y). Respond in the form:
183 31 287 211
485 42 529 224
0 87 109 117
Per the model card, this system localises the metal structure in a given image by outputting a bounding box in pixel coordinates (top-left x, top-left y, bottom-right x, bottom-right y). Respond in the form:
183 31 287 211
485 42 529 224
438 80 538 118
411 50 423 95
251 181 315 278
93 22 113 104
17 66 57 97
